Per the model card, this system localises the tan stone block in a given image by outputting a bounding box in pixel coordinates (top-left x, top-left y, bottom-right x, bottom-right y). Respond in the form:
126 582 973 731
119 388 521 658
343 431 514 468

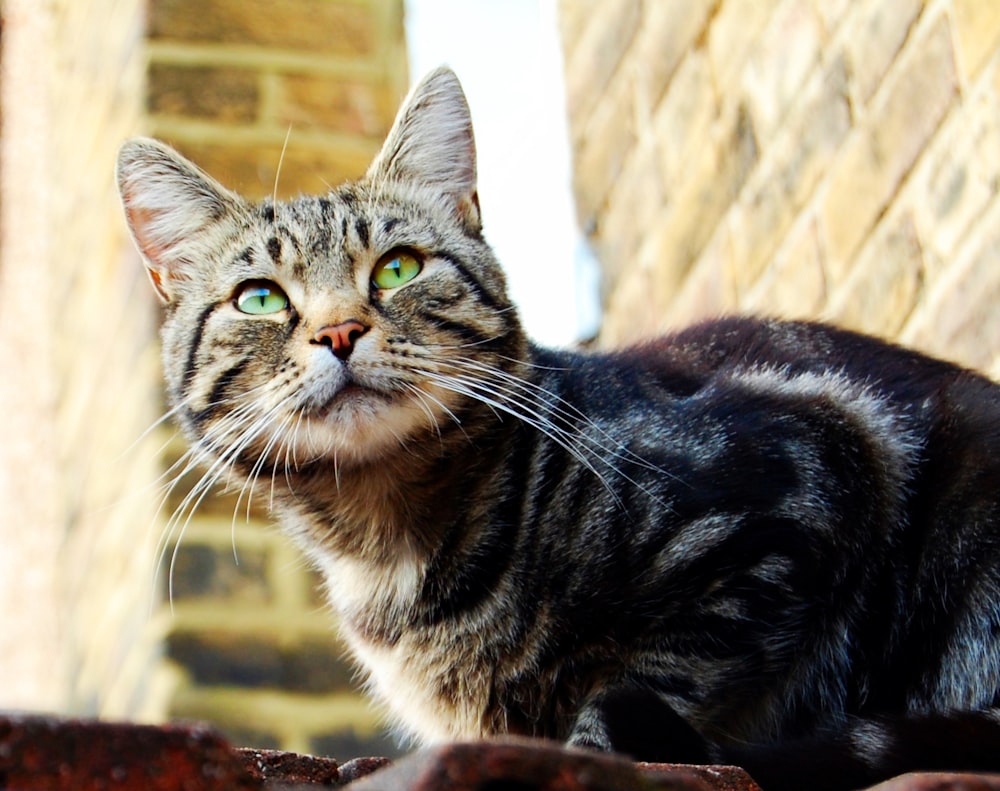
825 212 924 338
662 223 738 330
911 88 1000 263
149 0 379 57
601 207 735 345
663 101 756 266
953 0 1000 80
599 259 671 346
840 0 922 105
148 63 259 123
629 0 714 112
557 0 605 58
708 0 783 97
613 103 755 332
652 49 717 193
571 72 637 230
743 216 826 320
902 213 1000 371
741 0 823 138
733 56 850 291
563 0 641 138
820 14 957 270
170 138 378 200
812 0 851 36
594 135 665 297
274 74 396 137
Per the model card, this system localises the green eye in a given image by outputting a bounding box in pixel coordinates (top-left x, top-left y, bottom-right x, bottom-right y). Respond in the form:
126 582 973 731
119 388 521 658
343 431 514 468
235 281 289 315
372 250 422 290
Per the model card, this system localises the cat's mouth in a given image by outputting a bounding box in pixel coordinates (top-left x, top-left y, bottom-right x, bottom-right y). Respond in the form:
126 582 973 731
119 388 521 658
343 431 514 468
304 380 390 420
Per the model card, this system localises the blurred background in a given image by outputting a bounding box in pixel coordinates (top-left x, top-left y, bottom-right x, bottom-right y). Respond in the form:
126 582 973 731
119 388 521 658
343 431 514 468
2 0 1000 760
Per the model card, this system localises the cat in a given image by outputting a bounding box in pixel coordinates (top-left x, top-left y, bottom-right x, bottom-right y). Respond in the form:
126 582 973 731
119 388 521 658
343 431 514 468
117 66 1000 791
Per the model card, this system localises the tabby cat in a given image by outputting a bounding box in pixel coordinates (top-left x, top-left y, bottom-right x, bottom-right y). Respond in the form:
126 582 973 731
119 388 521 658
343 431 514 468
117 67 1000 790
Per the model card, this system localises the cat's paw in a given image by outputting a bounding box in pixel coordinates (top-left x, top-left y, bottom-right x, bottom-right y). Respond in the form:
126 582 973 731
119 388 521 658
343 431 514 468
568 684 713 764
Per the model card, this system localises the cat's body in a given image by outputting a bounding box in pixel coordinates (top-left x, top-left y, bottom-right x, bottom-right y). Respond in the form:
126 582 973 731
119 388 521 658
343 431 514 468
118 68 1000 790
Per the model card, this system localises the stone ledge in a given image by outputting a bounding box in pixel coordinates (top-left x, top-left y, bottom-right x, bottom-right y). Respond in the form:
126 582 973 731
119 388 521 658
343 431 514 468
3 713 1000 790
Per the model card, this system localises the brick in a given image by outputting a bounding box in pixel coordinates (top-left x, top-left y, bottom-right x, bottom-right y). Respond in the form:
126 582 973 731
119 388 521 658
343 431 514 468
708 0 783 97
148 63 259 122
820 14 957 271
337 756 396 783
652 100 757 279
595 134 665 298
166 631 354 692
168 542 270 603
571 72 637 230
599 213 675 346
348 741 762 791
744 216 826 319
953 0 1000 80
733 56 850 290
149 0 378 57
556 0 605 56
903 209 1000 370
602 217 736 344
870 772 1000 790
214 723 283 752
563 0 641 139
310 729 404 762
13 0 160 719
741 0 823 138
275 74 395 136
629 0 714 112
812 0 852 36
652 49 717 197
840 0 922 106
167 138 377 199
237 747 341 784
168 631 285 688
663 223 738 329
911 80 1000 263
285 637 358 693
826 212 924 338
0 715 257 791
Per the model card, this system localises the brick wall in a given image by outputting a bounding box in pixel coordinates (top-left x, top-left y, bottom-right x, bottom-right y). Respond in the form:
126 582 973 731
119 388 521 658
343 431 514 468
141 0 408 757
559 0 1000 378
0 0 160 715
146 0 408 200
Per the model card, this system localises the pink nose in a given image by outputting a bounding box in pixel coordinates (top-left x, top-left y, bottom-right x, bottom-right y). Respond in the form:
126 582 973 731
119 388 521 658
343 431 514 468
313 320 369 361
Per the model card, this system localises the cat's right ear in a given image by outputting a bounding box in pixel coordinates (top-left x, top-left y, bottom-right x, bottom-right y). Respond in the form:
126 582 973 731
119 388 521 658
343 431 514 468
117 138 243 303
365 67 481 231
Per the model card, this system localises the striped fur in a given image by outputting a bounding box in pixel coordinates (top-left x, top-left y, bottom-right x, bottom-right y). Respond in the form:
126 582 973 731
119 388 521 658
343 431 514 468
118 68 1000 790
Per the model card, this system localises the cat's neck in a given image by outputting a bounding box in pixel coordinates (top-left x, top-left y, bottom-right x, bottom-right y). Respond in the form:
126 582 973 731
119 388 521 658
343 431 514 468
274 362 531 558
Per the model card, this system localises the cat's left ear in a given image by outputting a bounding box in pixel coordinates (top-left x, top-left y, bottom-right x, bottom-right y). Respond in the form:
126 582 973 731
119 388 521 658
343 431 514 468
366 66 481 231
117 138 246 303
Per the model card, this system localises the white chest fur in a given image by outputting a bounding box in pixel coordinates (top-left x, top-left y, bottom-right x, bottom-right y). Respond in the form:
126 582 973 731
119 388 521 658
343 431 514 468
318 552 492 743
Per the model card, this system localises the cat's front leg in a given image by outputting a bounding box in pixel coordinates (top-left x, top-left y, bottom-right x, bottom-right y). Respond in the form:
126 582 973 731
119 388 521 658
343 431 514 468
566 683 714 764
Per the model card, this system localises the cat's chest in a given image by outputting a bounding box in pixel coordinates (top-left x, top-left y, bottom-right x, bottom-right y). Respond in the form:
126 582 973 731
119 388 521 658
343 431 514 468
316 552 495 741
346 632 493 743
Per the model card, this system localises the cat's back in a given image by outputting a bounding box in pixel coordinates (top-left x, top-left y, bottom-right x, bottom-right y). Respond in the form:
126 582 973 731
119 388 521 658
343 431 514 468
532 314 1000 573
551 316 1000 429
534 316 1000 721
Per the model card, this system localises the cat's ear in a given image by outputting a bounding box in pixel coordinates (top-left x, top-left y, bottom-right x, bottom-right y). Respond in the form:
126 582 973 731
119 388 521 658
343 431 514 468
117 138 245 303
366 66 481 230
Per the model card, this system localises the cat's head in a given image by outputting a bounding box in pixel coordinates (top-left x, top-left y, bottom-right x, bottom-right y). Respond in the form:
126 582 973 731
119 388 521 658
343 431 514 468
117 67 526 469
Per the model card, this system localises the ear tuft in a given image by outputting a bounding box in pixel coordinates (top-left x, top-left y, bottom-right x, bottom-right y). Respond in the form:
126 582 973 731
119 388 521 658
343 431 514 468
366 67 479 226
117 138 243 303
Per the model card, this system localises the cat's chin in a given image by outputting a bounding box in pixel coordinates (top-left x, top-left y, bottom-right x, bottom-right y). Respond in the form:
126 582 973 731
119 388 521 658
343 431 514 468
305 382 379 420
289 385 451 465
